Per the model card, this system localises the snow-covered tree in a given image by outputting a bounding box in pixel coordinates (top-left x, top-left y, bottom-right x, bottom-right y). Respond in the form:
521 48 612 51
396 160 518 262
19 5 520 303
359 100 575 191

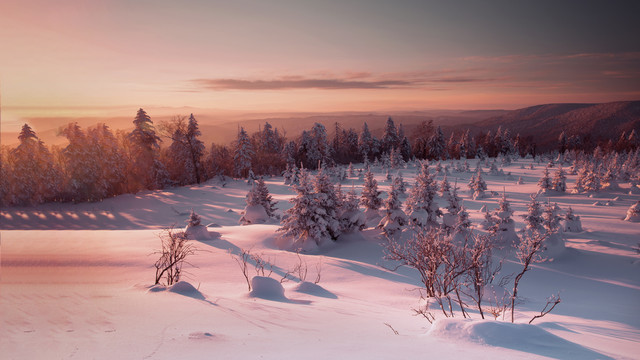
469 170 487 200
405 162 441 228
551 167 567 193
393 171 407 195
359 122 374 162
241 177 277 225
360 169 382 212
234 127 254 178
377 181 408 237
6 124 62 204
522 194 544 232
489 193 519 249
563 207 583 232
538 167 552 193
338 187 366 233
128 108 167 190
427 126 447 160
278 170 328 250
381 117 400 155
312 168 341 240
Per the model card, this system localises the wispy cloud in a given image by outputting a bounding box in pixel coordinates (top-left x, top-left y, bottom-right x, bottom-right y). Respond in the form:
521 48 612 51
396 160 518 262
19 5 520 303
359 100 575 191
189 72 496 92
191 77 412 90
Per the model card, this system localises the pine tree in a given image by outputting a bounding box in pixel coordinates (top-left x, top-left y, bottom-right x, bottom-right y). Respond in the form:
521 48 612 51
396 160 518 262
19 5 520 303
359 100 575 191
538 167 552 193
185 114 205 183
312 168 341 240
377 181 407 237
427 126 447 160
338 187 366 233
277 170 323 248
359 122 374 162
393 171 407 195
542 202 562 233
381 117 400 155
360 169 382 210
254 177 278 217
405 162 441 227
128 108 164 190
551 167 567 192
234 127 254 178
8 124 61 204
489 193 519 249
522 194 544 231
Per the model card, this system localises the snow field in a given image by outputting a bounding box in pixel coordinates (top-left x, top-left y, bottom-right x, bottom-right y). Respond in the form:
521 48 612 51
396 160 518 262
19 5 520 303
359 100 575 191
1 158 639 359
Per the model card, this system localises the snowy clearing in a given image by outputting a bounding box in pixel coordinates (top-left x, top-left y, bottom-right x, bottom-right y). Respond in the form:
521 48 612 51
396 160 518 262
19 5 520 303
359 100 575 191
2 158 639 359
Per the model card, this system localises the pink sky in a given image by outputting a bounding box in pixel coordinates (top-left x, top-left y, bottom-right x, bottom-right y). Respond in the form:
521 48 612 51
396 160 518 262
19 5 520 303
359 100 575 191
1 0 639 131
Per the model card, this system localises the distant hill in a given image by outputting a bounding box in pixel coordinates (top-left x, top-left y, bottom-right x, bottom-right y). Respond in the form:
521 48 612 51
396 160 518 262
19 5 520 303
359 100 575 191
461 101 640 151
3 101 638 152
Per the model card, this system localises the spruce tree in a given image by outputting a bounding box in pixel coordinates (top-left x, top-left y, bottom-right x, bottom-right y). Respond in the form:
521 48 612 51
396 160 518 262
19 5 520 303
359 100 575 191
405 162 441 227
360 169 382 211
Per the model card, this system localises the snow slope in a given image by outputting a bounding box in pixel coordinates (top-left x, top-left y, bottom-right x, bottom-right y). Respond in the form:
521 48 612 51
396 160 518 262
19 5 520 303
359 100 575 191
1 158 639 359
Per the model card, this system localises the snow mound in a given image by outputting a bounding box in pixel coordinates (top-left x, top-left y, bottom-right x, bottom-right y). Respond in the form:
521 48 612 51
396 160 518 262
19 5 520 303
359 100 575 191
239 205 269 225
428 318 611 359
168 281 206 300
293 281 338 299
249 276 286 300
184 224 214 240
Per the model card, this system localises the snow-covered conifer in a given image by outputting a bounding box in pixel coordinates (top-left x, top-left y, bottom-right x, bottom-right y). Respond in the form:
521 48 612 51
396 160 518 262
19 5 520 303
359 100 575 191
377 181 407 237
551 167 567 192
338 187 366 233
563 207 583 232
234 127 254 178
489 193 519 249
361 169 382 212
522 194 544 231
538 167 552 193
393 171 406 195
405 162 441 227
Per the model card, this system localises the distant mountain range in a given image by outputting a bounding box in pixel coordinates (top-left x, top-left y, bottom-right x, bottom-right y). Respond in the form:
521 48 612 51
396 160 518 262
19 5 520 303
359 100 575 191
3 101 638 152
459 101 640 151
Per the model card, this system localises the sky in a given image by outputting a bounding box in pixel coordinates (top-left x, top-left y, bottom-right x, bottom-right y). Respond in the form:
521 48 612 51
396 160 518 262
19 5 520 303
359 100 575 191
1 0 639 131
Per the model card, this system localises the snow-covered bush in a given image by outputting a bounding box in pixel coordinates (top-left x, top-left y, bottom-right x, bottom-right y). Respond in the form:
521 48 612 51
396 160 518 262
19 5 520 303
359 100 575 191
624 201 640 222
338 188 365 233
563 207 583 232
185 210 213 239
239 177 277 225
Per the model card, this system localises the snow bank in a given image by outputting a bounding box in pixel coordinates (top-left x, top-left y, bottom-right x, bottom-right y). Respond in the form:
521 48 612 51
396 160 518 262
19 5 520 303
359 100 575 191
249 276 286 300
184 224 215 240
428 318 612 359
239 205 269 225
293 281 338 299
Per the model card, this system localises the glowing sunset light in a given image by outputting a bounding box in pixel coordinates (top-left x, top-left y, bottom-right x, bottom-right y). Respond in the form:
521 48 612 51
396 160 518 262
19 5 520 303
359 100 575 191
1 0 639 130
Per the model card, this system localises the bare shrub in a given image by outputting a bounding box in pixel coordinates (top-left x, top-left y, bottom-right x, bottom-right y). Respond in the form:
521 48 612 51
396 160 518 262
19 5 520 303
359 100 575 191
529 293 561 324
154 227 196 285
511 230 554 323
231 248 252 291
384 228 472 319
251 252 274 277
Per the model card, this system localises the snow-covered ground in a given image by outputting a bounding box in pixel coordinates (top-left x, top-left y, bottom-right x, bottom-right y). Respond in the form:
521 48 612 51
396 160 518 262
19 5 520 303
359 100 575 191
2 158 639 359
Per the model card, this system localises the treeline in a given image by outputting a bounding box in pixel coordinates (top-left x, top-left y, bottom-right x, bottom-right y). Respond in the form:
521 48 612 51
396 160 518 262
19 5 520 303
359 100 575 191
1 108 638 207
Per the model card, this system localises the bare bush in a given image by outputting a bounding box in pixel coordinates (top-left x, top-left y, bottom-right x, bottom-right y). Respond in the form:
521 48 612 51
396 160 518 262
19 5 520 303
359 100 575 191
384 228 472 319
154 227 196 285
529 293 561 324
462 233 507 319
251 252 274 277
511 230 551 323
232 248 252 291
